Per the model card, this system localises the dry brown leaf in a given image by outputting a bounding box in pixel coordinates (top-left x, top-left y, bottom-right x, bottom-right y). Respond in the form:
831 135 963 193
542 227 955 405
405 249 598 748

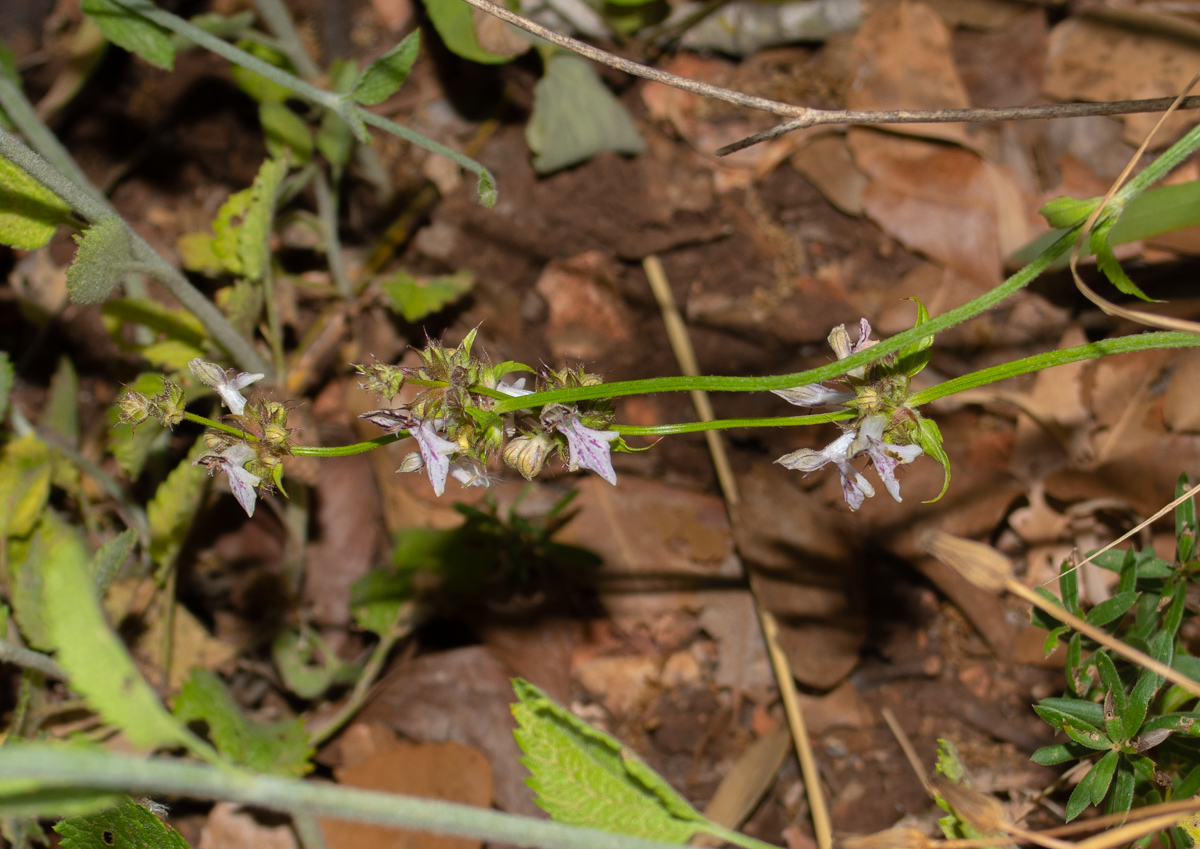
1164 350 1200 432
321 741 492 849
696 724 791 844
199 803 299 849
480 617 579 705
791 134 867 215
844 0 971 146
952 9 1046 108
848 128 1004 285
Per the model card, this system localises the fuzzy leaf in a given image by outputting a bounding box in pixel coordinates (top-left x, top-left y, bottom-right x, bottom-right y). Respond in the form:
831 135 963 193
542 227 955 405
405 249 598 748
8 511 79 651
107 374 167 479
90 528 137 596
353 32 419 105
380 269 475 322
44 522 188 749
526 52 643 175
1065 765 1096 821
146 439 208 569
210 158 287 281
67 217 134 304
512 678 705 841
1085 591 1138 627
259 102 312 163
55 797 189 849
174 668 312 776
422 0 513 64
0 154 73 249
82 0 174 70
1090 750 1118 806
912 414 950 503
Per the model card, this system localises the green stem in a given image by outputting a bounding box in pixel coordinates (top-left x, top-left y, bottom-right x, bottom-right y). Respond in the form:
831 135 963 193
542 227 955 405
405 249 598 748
291 433 406 456
491 230 1079 413
182 412 252 439
907 331 1200 407
0 639 67 681
1 744 705 849
616 412 850 436
697 823 783 849
0 127 270 377
251 0 322 79
1118 120 1200 203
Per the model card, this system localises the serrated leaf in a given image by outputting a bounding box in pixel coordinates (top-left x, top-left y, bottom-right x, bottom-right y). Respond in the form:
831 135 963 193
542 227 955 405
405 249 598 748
422 0 514 64
176 231 225 275
477 170 497 208
210 158 287 281
512 678 706 841
0 351 12 420
353 32 419 105
0 433 53 541
912 414 950 503
259 101 312 164
55 797 189 849
229 39 292 103
8 511 82 650
82 0 174 70
44 356 80 447
526 52 643 175
1091 221 1155 302
380 269 474 322
90 528 137 596
146 439 208 569
44 521 189 750
0 154 74 249
173 668 312 776
67 217 134 304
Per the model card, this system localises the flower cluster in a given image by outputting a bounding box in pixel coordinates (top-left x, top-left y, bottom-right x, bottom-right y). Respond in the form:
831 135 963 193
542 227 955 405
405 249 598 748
773 316 944 511
356 330 623 497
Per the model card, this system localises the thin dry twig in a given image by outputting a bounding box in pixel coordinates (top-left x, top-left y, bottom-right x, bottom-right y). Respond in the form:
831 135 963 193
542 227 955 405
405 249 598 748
879 707 929 792
460 0 1200 155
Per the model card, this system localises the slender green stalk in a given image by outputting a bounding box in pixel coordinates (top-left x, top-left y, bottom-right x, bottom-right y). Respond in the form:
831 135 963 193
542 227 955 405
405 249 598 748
0 639 67 681
616 412 850 436
290 433 406 456
251 0 321 80
0 127 270 377
1118 121 1200 203
698 823 784 849
0 745 704 849
907 331 1200 407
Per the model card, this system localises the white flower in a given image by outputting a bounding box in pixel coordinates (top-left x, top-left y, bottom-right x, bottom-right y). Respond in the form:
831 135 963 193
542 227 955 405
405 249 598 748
411 419 459 496
772 384 856 408
777 430 875 511
198 442 261 517
496 378 534 397
851 414 923 502
450 459 491 489
554 412 619 485
189 358 264 416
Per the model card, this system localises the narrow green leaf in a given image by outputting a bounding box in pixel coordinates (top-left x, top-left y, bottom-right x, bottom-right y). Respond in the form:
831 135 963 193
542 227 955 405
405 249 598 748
353 32 419 106
1035 698 1105 728
1177 762 1200 799
67 217 134 305
1091 221 1155 302
146 439 208 569
1105 762 1136 816
55 797 189 849
913 414 950 503
90 528 137 596
0 154 74 249
1117 547 1138 594
1042 625 1069 656
1085 590 1138 627
174 668 312 776
0 351 12 421
44 356 80 448
1125 668 1158 740
43 521 189 750
1030 742 1090 765
1059 559 1079 614
82 0 175 70
1060 720 1112 751
260 101 313 164
1178 473 1197 563
422 0 514 64
1065 765 1097 821
271 628 360 699
512 678 706 841
526 52 643 175
380 269 475 322
1066 632 1083 696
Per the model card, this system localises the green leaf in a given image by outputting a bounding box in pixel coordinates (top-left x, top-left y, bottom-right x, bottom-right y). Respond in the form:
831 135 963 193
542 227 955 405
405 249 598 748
1178 473 1197 563
1065 764 1096 821
477 169 497 208
44 356 81 447
1040 196 1103 229
912 414 950 503
350 568 414 637
107 373 168 478
214 280 264 338
0 154 74 249
55 797 189 849
67 217 134 305
894 298 934 377
0 351 12 421
512 678 706 841
229 39 292 104
1085 590 1138 627
259 102 313 164
353 32 419 105
1043 625 1069 656
0 433 53 540
272 628 360 699
174 668 312 776
1117 547 1138 594
1106 762 1136 816
380 269 475 322
1058 559 1079 614
1090 750 1118 806
1030 742 1090 765
1092 652 1127 741
1060 720 1112 751
141 340 206 372
43 521 189 750
316 109 354 175
1035 697 1105 728
146 439 208 569
422 0 514 64
1125 668 1159 740
1091 220 1155 302
82 0 175 70
526 52 643 175
0 783 124 820
90 528 137 596
211 158 287 281
7 511 80 650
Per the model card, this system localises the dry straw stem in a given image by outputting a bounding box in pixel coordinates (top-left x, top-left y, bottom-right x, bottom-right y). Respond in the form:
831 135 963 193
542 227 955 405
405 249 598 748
460 0 1200 154
1067 73 1200 334
922 532 1200 702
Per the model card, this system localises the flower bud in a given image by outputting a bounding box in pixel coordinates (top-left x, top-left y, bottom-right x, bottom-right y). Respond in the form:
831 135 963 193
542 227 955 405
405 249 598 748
396 452 424 473
151 381 186 428
263 422 290 447
116 389 151 431
188 358 228 388
503 433 554 481
357 362 406 399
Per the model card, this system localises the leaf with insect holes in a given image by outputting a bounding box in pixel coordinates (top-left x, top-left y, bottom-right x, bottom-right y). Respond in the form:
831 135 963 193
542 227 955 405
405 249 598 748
380 269 475 322
0 154 74 249
55 797 189 849
210 158 287 281
512 678 707 842
174 668 312 776
67 217 134 305
44 522 190 750
353 32 419 106
82 0 174 70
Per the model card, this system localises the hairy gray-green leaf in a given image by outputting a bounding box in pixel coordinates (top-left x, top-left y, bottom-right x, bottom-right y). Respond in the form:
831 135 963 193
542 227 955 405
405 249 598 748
353 32 419 106
174 668 312 776
67 217 134 305
55 796 189 849
0 154 74 249
526 52 643 175
512 678 705 842
82 0 175 70
90 528 138 596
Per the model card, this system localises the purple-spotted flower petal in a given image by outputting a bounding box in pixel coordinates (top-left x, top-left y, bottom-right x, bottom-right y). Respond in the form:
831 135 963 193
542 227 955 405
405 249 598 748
853 414 923 502
771 384 856 408
776 430 876 510
555 413 620 485
197 442 261 517
189 358 265 416
412 419 459 496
